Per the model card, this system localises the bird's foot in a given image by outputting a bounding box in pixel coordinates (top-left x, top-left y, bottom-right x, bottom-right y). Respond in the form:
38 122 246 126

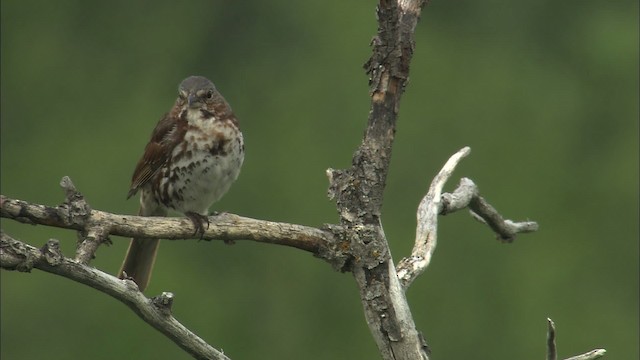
185 212 209 239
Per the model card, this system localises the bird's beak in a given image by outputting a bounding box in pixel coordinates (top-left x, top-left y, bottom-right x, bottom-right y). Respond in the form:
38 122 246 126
187 94 199 108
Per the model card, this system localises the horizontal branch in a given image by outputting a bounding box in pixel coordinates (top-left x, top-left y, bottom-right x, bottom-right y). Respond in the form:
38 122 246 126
564 350 607 360
0 194 332 255
0 231 230 360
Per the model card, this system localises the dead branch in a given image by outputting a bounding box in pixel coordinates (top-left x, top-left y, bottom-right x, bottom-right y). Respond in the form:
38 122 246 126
396 147 539 289
0 231 229 360
0 181 335 261
547 318 607 360
326 0 432 358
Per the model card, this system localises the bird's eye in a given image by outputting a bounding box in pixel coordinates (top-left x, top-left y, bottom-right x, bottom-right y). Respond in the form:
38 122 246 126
206 90 214 99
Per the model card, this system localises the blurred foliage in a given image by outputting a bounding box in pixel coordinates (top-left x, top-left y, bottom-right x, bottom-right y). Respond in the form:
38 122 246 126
1 0 637 359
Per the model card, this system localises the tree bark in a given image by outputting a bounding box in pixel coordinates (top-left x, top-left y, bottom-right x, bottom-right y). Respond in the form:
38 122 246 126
325 1 431 358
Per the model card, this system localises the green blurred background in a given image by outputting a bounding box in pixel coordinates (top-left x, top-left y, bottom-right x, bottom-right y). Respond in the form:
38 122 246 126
1 1 637 359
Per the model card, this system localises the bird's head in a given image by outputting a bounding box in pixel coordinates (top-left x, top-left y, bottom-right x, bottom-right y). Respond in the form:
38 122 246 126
178 76 217 109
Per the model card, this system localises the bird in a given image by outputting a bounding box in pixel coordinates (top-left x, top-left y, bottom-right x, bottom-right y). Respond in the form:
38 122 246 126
118 75 244 291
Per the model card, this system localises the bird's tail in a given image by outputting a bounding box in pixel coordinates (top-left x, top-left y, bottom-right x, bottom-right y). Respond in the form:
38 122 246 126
118 204 167 291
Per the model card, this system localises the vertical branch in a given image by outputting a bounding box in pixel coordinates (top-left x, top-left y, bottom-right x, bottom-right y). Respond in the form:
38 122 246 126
327 1 429 359
548 318 558 360
396 147 471 289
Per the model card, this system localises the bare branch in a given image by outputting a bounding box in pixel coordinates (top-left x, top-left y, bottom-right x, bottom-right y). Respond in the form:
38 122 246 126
396 147 539 289
0 231 231 360
466 193 539 243
548 318 557 360
441 177 539 242
327 0 431 359
0 194 334 256
564 350 607 360
62 174 111 265
396 147 469 288
546 318 607 360
75 226 110 264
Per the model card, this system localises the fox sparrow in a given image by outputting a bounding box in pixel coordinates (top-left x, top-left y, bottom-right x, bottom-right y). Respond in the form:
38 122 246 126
118 75 244 291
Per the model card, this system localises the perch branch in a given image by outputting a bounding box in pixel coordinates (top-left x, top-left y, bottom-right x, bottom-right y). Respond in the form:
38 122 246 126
0 193 333 256
0 231 231 360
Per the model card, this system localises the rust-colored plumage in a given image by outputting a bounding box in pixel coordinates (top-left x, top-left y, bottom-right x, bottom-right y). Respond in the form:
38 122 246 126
118 76 244 291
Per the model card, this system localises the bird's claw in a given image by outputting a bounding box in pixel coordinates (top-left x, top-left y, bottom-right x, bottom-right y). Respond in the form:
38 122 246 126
185 212 209 239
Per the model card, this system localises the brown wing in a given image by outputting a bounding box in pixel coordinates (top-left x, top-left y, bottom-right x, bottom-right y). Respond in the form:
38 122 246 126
127 112 185 199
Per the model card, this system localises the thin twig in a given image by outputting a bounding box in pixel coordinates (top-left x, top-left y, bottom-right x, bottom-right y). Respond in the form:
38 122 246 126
467 194 538 243
548 318 557 360
563 349 607 360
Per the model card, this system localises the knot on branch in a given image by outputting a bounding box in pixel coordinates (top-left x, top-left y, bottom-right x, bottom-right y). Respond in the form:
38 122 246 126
320 224 353 272
348 223 389 269
0 231 38 271
41 239 64 266
152 292 175 316
319 222 389 273
326 147 387 225
326 168 347 203
59 176 91 226
440 178 477 215
327 167 373 223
